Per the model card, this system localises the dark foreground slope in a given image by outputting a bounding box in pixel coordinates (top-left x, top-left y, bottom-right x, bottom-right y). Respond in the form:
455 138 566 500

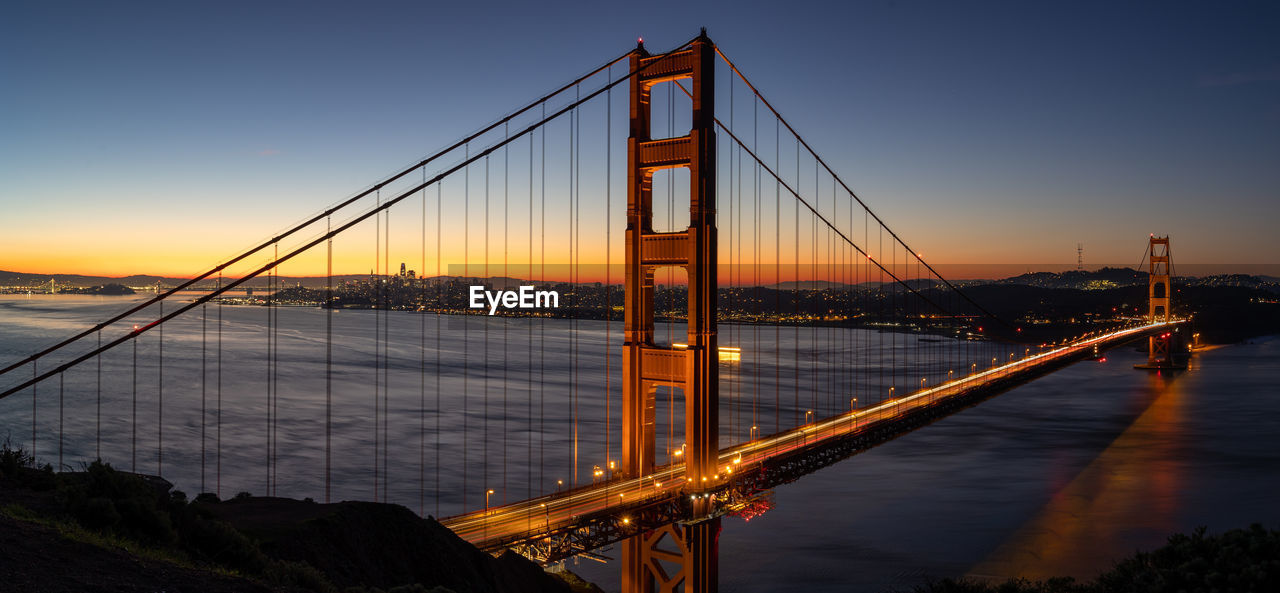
0 511 286 593
0 449 590 593
205 497 574 593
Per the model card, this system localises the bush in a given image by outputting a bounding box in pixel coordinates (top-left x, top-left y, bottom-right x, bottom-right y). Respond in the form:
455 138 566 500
1097 524 1280 592
172 506 266 573
0 439 56 490
194 492 221 504
58 460 176 545
264 560 337 592
0 438 35 476
911 525 1280 593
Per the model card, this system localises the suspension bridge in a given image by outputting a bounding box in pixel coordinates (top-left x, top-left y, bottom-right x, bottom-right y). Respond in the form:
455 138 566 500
0 31 1184 592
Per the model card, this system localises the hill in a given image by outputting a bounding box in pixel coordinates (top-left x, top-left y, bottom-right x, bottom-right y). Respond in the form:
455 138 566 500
0 448 595 593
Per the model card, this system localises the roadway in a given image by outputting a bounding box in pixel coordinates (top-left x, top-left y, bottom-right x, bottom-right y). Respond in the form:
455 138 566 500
441 321 1181 553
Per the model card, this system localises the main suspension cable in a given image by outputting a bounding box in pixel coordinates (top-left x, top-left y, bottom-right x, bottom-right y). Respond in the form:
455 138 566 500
0 37 700 401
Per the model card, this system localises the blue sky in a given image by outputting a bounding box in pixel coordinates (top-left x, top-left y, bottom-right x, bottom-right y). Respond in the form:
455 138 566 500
2 1 1277 277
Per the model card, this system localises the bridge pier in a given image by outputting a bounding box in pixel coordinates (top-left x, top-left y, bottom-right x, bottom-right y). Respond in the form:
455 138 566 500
621 519 721 593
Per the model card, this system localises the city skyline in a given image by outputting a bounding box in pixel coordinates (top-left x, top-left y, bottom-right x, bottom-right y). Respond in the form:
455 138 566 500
3 2 1277 279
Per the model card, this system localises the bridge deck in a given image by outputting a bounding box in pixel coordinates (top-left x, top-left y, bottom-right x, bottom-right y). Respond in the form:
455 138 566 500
441 321 1179 561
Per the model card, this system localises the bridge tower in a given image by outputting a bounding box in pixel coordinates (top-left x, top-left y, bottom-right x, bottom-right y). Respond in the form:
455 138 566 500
1140 235 1179 369
621 31 719 593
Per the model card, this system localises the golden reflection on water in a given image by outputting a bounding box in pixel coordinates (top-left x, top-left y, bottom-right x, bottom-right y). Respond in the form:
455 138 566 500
968 368 1187 582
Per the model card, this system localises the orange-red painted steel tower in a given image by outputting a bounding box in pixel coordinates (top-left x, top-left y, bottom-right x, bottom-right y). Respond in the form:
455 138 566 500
1144 235 1175 367
620 30 720 593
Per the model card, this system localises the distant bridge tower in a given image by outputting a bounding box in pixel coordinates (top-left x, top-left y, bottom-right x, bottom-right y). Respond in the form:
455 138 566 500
1139 235 1181 369
621 31 719 593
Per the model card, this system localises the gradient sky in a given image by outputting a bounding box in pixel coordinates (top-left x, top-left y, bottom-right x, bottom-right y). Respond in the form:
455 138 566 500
2 1 1277 279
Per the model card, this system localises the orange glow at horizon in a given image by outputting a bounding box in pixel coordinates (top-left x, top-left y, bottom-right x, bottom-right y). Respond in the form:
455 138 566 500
3 200 1175 282
3 245 1134 284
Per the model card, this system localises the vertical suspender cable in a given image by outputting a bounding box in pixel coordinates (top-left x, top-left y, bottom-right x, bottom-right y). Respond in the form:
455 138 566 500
58 373 63 471
202 298 207 493
382 208 389 501
374 191 382 502
327 216 333 504
266 253 273 493
132 335 137 471
753 95 759 441
539 104 546 494
97 331 102 460
528 125 535 503
605 66 612 483
503 122 509 503
570 87 578 486
462 146 469 511
420 169 426 515
793 137 800 426
158 300 164 476
435 182 442 517
217 272 223 498
484 155 490 501
276 250 282 491
32 363 36 462
577 86 584 486
270 262 275 494
774 117 781 433
732 69 742 440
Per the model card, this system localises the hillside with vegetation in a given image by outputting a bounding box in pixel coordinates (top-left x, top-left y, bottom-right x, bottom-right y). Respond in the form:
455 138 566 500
0 442 596 593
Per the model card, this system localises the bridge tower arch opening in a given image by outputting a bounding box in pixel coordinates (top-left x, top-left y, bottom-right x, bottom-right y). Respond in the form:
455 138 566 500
621 31 719 593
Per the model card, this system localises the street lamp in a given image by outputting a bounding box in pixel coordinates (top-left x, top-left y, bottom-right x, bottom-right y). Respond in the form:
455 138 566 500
485 489 495 514
749 425 758 440
805 410 813 424
850 397 857 411
592 465 603 482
